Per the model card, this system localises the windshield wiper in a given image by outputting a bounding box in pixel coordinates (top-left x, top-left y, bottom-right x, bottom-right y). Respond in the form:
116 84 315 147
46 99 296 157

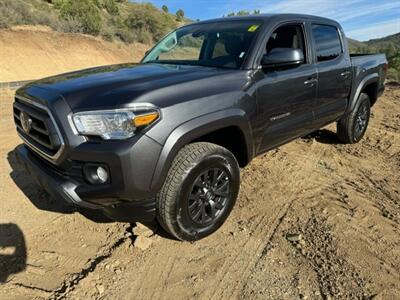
143 60 202 67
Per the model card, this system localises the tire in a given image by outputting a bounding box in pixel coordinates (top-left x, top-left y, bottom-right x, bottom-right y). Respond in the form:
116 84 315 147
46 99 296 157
337 93 371 144
156 142 240 241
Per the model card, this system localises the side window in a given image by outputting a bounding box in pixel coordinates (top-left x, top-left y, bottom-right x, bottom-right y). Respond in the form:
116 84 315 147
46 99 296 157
266 24 306 63
311 24 342 62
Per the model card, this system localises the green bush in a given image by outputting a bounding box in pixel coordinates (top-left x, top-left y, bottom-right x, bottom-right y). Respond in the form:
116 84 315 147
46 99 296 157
387 68 400 83
102 0 118 15
124 3 176 43
59 0 101 35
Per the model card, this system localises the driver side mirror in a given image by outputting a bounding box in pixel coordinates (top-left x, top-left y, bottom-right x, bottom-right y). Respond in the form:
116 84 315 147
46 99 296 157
261 48 304 68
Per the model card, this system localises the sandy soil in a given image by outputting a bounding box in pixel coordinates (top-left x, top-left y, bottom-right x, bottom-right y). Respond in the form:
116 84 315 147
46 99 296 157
0 84 399 299
0 26 149 82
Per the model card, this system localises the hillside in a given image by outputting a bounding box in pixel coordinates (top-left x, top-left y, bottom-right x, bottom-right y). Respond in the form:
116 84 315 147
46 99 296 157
347 38 367 51
0 26 148 81
0 0 186 44
366 32 400 49
348 33 400 51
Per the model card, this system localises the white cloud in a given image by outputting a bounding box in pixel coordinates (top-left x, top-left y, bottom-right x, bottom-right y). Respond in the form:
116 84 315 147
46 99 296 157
346 18 400 40
257 0 400 40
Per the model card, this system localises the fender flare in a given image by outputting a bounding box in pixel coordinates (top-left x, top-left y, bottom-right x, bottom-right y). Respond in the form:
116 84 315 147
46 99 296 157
149 108 253 191
348 73 379 113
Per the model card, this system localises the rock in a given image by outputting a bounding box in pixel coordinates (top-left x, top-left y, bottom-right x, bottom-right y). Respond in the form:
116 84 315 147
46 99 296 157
286 233 302 242
133 222 157 237
124 231 133 238
96 284 105 295
134 236 153 250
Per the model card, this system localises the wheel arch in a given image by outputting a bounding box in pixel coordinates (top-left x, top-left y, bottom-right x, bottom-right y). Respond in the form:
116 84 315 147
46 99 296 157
348 73 379 112
150 109 253 191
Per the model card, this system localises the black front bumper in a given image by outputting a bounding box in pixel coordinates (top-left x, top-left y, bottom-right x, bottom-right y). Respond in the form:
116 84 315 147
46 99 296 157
15 145 156 222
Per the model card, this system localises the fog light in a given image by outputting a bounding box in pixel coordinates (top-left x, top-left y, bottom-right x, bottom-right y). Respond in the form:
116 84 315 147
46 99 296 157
83 164 109 185
96 166 108 183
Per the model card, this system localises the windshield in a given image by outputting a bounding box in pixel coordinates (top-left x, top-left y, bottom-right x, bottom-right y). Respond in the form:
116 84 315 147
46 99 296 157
142 20 263 69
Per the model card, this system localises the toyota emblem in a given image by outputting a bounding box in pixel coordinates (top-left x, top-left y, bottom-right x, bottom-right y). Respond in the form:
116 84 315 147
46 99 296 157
20 111 32 134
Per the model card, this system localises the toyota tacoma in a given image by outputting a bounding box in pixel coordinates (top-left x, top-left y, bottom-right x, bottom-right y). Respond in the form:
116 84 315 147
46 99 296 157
13 14 387 241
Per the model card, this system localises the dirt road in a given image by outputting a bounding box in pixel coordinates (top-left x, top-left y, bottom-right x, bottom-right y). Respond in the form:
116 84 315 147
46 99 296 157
0 86 399 299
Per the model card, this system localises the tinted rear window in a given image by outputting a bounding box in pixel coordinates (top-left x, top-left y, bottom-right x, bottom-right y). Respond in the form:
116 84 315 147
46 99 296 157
312 24 342 62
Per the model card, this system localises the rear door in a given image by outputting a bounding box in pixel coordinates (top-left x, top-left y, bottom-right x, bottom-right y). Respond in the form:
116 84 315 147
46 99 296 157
310 24 352 127
255 23 317 153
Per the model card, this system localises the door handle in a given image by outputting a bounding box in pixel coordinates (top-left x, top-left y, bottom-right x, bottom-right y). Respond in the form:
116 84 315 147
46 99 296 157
304 78 318 86
340 71 351 78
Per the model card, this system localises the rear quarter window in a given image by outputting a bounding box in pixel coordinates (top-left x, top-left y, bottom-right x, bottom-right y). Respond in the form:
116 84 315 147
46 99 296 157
312 24 342 62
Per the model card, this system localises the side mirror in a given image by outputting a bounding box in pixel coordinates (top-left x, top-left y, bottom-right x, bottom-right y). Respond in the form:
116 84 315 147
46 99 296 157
261 48 304 68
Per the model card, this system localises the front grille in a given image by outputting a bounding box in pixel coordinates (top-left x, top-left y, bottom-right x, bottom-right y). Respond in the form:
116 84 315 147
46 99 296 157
13 96 64 161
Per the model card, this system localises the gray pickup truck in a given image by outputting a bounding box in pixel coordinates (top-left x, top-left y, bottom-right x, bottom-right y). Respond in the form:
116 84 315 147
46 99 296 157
14 14 387 240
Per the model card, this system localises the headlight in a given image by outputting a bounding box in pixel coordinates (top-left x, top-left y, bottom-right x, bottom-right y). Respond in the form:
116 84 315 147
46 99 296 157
71 108 160 140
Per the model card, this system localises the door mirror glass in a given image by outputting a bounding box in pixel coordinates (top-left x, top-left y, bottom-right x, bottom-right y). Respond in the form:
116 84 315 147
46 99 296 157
261 48 304 68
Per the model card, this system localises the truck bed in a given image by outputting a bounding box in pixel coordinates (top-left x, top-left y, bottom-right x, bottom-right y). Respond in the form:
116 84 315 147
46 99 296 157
349 53 387 107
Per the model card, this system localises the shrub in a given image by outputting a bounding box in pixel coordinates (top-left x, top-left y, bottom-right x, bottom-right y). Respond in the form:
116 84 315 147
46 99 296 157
124 3 176 43
57 16 84 33
115 28 135 44
102 0 118 15
387 68 400 83
59 0 101 35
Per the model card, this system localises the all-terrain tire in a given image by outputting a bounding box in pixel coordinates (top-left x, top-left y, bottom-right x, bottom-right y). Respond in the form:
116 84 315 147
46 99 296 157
156 142 240 241
337 93 371 144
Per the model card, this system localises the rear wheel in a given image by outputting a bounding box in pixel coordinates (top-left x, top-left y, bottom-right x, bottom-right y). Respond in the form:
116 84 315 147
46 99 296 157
337 93 371 144
156 142 240 241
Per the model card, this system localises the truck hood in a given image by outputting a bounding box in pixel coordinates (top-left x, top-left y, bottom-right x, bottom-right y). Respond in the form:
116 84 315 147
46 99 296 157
23 63 239 111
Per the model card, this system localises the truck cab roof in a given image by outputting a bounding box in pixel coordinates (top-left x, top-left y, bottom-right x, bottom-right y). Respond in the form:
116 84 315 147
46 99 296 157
194 13 340 27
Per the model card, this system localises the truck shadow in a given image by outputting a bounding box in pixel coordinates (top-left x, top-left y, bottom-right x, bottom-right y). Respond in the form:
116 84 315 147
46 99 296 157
0 223 26 284
7 149 112 223
302 129 342 144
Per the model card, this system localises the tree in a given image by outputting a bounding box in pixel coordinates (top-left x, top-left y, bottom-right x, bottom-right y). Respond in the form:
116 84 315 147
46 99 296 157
176 9 184 21
225 10 261 17
162 5 168 13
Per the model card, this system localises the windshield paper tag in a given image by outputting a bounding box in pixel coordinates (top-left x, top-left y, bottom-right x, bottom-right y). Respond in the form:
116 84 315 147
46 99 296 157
248 25 259 32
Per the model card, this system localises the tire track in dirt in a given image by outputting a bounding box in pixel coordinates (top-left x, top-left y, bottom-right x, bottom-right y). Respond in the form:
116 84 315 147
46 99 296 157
50 228 129 299
206 141 328 299
134 255 176 298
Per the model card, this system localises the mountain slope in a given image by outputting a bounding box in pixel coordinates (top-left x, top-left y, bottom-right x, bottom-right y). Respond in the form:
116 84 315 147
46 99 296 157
366 32 400 48
0 26 148 82
0 0 185 44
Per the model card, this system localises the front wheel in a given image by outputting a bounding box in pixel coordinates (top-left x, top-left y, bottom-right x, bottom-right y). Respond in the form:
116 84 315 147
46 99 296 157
156 142 240 241
337 93 371 144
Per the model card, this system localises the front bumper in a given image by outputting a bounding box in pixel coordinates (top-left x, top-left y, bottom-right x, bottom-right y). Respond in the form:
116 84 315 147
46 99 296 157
15 145 156 222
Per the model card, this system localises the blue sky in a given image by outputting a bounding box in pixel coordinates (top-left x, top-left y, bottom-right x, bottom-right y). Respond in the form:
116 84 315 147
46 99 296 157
134 0 400 41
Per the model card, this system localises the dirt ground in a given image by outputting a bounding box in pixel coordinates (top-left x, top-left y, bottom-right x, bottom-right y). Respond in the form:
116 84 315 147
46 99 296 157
0 84 399 300
0 26 148 82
